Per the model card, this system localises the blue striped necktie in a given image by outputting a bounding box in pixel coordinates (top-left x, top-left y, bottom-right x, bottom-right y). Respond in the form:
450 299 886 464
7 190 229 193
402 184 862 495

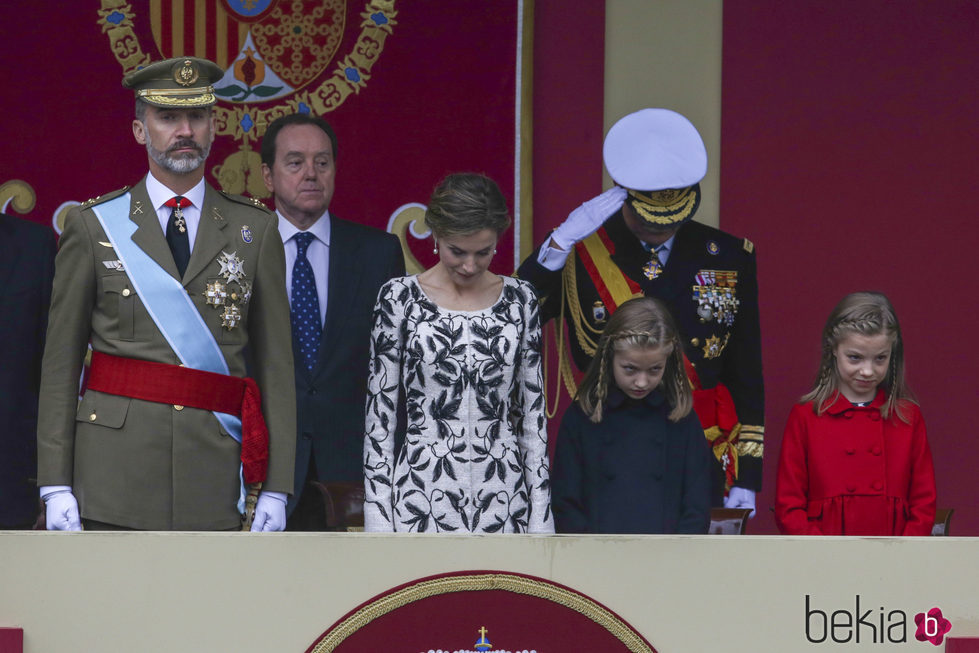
291 232 322 373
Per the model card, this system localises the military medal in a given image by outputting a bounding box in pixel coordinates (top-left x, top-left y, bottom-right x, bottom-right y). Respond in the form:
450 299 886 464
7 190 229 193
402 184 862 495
203 279 228 306
217 251 245 284
174 205 185 233
164 196 191 233
237 280 253 304
204 252 251 331
241 225 253 244
693 269 740 325
642 256 663 280
702 334 730 359
592 300 608 323
221 304 242 330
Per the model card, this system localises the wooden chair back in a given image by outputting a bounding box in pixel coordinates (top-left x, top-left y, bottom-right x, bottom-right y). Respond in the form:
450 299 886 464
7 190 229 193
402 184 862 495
708 508 752 535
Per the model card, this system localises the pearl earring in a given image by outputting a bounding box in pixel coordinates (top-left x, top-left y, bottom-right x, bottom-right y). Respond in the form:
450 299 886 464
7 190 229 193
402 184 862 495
433 241 438 255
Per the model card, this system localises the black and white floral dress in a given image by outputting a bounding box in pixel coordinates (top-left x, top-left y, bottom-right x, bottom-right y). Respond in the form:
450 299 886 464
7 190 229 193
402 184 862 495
363 275 553 533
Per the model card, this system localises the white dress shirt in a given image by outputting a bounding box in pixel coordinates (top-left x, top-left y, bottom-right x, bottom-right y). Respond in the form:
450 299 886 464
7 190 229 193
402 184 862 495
145 172 205 255
641 233 676 265
277 210 331 328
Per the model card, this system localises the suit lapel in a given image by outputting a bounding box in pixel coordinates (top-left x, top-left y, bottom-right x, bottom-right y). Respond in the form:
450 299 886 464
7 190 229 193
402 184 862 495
315 219 364 374
128 179 181 279
183 185 229 285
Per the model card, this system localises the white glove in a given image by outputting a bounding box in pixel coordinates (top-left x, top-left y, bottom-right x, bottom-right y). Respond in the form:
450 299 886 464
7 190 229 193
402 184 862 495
550 186 628 251
40 485 82 531
724 486 757 518
249 491 288 532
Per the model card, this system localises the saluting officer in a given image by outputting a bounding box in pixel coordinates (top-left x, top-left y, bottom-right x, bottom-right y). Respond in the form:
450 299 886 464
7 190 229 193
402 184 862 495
518 108 764 512
37 57 296 531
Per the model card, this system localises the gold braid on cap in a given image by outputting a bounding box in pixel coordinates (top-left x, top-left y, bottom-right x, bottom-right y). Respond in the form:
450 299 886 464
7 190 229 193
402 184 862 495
136 87 217 107
627 185 699 226
138 86 215 97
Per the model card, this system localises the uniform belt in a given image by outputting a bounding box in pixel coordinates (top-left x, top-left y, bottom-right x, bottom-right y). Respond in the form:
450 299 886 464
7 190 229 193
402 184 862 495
86 351 269 484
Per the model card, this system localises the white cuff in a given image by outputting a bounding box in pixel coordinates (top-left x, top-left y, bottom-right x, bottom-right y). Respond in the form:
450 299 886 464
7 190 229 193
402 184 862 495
260 491 288 504
536 242 572 271
40 485 73 500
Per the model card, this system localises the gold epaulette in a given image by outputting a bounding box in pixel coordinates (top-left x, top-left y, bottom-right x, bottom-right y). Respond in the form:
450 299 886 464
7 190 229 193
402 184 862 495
220 191 273 214
79 186 130 209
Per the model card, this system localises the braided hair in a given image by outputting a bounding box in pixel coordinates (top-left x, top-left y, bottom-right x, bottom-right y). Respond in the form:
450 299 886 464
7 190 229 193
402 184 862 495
575 296 692 423
802 291 915 421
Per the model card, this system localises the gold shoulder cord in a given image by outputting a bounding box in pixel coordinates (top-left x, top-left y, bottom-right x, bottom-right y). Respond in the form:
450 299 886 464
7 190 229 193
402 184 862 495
544 255 602 417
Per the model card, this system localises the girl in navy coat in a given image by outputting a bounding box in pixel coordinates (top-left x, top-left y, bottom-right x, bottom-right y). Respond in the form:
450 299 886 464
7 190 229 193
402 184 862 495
552 296 712 533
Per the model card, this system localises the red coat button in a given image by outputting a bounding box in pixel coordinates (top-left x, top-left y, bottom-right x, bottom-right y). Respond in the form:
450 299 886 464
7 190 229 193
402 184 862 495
845 447 856 455
846 484 856 493
872 480 883 490
871 446 882 455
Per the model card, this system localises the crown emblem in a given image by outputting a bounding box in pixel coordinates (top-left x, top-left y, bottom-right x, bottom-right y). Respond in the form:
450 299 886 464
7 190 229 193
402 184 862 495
174 59 199 87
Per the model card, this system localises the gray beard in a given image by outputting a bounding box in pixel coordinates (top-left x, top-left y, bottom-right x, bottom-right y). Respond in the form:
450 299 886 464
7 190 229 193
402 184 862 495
146 139 211 174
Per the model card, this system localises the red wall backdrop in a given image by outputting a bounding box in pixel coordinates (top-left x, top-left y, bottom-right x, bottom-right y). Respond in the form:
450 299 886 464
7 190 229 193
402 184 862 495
0 1 523 273
531 1 606 446
722 1 979 534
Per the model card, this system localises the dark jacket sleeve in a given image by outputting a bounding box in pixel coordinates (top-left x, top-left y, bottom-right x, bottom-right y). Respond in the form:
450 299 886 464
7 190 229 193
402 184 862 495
515 246 565 325
551 404 591 533
675 412 713 534
723 245 765 491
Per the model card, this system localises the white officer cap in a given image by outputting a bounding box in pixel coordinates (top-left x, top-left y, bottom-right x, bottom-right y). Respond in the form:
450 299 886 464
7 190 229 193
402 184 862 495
603 108 707 191
603 108 707 227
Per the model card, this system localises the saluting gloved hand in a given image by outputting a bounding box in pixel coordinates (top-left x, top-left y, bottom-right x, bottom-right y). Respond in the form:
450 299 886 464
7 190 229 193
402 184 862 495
249 491 288 532
550 186 628 251
40 485 82 531
724 486 757 518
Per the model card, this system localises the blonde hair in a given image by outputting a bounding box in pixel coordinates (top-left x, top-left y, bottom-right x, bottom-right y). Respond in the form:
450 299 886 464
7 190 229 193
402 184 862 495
803 291 915 421
576 296 692 423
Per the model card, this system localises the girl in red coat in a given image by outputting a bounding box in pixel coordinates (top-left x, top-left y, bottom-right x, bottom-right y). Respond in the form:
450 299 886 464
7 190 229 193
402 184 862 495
775 292 936 535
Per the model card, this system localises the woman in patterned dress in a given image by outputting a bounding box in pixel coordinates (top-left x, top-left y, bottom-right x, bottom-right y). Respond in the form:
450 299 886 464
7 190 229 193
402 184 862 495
363 173 553 533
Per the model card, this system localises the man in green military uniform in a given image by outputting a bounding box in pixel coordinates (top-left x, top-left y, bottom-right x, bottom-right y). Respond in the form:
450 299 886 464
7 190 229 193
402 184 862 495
518 108 764 513
37 57 296 531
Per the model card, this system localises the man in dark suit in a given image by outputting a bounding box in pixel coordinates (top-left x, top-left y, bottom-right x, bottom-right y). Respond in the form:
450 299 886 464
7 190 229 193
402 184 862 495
518 108 764 513
260 113 405 530
37 57 296 531
0 212 55 528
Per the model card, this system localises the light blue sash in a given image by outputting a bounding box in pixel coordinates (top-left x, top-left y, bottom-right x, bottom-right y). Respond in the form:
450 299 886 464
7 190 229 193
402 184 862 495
92 193 246 511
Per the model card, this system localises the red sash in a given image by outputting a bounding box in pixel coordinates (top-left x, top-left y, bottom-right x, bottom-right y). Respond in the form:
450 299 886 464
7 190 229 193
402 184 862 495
684 357 741 493
86 351 269 484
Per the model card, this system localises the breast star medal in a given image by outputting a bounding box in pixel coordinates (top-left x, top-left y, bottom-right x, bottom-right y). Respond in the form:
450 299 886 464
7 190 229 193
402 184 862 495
217 251 245 284
702 334 730 360
204 279 228 306
204 252 250 330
